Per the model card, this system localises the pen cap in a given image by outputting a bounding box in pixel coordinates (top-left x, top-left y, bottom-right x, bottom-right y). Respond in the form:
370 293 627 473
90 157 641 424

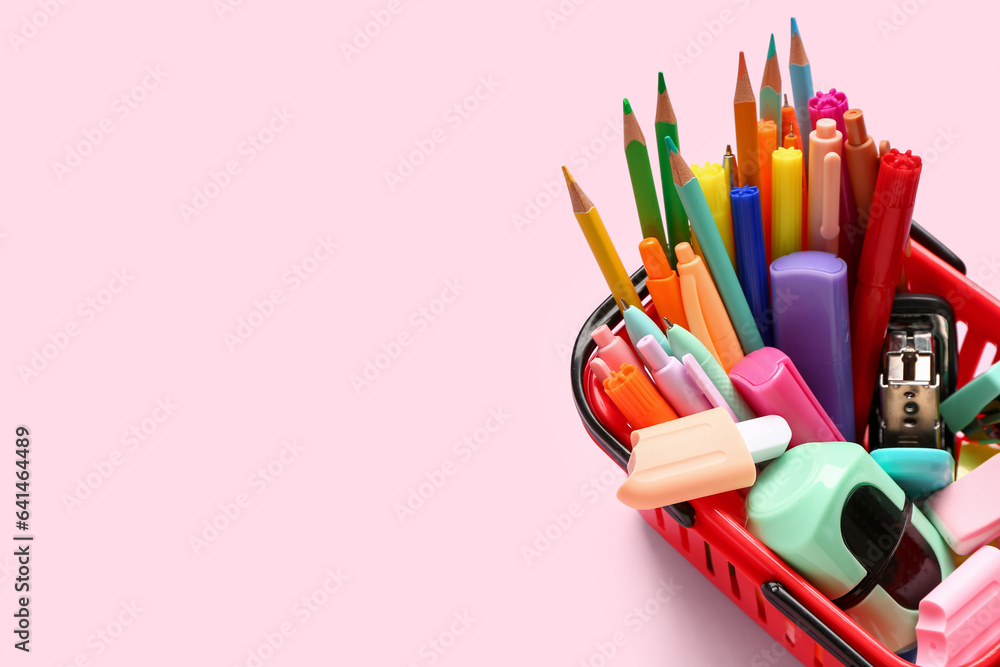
623 304 672 357
637 336 713 417
603 363 678 429
639 238 689 331
729 346 843 447
857 149 922 288
747 441 953 613
917 546 1000 667
618 408 787 510
770 252 851 364
769 252 855 441
591 324 642 373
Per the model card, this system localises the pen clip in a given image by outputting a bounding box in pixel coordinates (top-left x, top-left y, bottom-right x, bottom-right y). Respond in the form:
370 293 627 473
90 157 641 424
820 151 841 245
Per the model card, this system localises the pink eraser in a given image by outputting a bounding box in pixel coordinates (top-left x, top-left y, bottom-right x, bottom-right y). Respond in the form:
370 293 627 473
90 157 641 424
916 546 1000 667
925 453 1000 555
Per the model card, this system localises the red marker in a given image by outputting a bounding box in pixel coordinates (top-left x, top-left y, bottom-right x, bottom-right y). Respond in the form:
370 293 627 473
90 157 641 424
850 149 923 441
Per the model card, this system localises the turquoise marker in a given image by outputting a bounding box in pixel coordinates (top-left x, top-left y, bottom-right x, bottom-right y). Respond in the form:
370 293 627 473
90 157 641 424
665 136 764 354
622 300 671 357
664 317 755 421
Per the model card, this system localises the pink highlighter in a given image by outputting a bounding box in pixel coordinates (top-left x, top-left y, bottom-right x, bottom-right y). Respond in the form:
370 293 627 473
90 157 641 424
636 336 712 417
925 452 1000 555
591 324 641 373
729 347 844 448
916 546 1000 667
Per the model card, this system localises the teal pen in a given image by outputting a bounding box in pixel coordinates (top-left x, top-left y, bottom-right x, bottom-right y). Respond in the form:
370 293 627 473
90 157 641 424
622 300 672 357
665 136 764 354
664 317 755 421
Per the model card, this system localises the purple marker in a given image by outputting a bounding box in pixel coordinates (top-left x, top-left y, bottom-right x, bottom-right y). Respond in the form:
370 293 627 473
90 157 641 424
770 251 855 441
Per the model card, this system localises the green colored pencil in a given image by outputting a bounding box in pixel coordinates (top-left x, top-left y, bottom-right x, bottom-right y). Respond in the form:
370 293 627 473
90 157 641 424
623 98 668 257
654 73 689 269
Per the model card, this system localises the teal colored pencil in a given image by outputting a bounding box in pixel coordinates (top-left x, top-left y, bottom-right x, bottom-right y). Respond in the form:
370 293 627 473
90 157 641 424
665 137 764 354
624 99 668 256
790 18 814 165
759 34 782 128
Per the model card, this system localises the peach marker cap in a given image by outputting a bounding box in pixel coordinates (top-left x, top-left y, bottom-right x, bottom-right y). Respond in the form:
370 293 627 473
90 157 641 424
617 408 790 510
675 242 744 372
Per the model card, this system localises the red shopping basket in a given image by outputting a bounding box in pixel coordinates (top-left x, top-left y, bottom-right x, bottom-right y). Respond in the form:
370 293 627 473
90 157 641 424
570 224 1000 667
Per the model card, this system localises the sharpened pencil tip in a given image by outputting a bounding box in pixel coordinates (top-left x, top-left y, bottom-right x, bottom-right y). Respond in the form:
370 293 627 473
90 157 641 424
665 136 678 154
657 72 666 95
738 51 748 79
791 17 800 37
767 34 776 59
561 165 573 185
623 98 632 116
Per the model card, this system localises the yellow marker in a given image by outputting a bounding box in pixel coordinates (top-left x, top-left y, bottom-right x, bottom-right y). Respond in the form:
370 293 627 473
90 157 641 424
562 167 642 312
690 162 735 266
771 147 803 260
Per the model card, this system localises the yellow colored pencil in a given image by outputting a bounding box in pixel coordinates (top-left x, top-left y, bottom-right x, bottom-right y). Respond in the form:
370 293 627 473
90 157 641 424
562 166 642 312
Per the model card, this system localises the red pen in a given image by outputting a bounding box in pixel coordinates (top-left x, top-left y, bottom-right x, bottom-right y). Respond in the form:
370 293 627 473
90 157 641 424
850 149 922 441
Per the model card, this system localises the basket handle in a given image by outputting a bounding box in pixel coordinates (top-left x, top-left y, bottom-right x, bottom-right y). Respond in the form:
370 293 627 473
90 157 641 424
761 582 876 667
570 267 696 528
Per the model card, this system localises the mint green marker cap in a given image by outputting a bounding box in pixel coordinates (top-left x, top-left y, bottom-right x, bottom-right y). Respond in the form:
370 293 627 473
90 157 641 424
746 442 954 653
940 359 1000 435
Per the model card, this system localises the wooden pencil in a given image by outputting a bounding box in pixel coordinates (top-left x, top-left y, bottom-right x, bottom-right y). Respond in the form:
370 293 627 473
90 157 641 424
759 34 782 128
624 98 669 257
789 17 814 165
654 72 690 269
734 52 762 190
562 166 642 312
666 137 764 354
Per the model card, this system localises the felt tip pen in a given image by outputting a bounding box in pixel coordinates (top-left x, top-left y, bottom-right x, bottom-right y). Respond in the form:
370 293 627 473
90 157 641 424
851 149 923 439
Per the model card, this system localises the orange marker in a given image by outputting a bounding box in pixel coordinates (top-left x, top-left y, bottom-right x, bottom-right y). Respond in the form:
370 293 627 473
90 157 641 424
675 242 745 372
639 238 688 330
603 363 678 429
758 120 777 261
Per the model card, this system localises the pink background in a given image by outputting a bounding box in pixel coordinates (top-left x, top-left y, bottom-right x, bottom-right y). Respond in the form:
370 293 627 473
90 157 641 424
2 0 995 664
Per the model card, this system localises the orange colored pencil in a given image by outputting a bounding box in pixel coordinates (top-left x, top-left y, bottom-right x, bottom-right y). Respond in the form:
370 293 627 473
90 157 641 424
734 52 761 190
